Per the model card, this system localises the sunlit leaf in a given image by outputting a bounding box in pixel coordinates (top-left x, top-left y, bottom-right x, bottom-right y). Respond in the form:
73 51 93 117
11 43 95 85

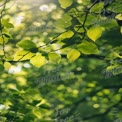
56 30 74 41
115 14 122 20
105 52 122 60
16 39 37 50
32 107 41 119
54 14 72 29
67 49 80 62
58 0 73 9
48 53 61 63
0 37 8 44
4 62 11 70
2 18 14 28
30 54 46 67
77 41 99 54
14 50 34 61
5 23 14 28
87 26 104 42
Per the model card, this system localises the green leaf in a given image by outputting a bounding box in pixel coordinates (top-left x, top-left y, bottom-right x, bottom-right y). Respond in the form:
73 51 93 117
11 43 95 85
105 52 122 60
2 18 14 28
67 49 80 62
4 62 11 70
32 107 41 119
0 64 4 74
87 26 104 42
14 50 35 61
16 39 37 50
0 37 8 44
48 53 61 63
90 2 104 13
54 14 72 29
58 0 73 9
3 33 12 38
2 18 9 25
56 30 74 41
5 23 14 28
115 14 122 20
30 54 46 67
77 41 99 54
121 27 122 34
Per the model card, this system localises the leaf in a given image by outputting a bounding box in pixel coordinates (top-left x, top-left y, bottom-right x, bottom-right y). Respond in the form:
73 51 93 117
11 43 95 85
87 26 104 42
54 14 72 29
105 52 122 60
67 49 80 62
4 62 11 70
16 39 37 50
48 53 61 63
3 33 12 38
5 23 14 28
2 18 14 28
32 107 41 119
14 50 34 61
90 2 104 13
30 54 46 67
77 41 99 54
58 0 73 9
115 14 122 20
0 37 8 44
56 30 74 41
2 18 9 25
0 64 4 74
121 27 122 34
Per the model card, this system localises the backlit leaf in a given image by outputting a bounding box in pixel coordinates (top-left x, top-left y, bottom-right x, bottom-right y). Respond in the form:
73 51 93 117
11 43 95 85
4 62 11 70
14 50 35 61
48 53 61 63
16 39 37 50
67 49 80 62
77 41 99 54
87 26 104 42
115 14 122 20
30 54 46 67
56 30 74 41
58 0 73 9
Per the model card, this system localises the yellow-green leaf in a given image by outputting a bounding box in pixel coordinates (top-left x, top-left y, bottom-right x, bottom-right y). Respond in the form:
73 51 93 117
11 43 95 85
58 0 73 9
0 37 8 44
48 53 61 63
67 49 80 62
56 30 74 41
4 62 11 70
77 41 99 54
32 107 41 119
115 14 122 20
87 26 104 42
30 54 46 67
14 50 34 61
16 39 36 50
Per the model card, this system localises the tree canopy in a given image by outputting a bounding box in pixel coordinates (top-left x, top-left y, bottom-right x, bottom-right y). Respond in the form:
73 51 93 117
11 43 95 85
0 0 122 122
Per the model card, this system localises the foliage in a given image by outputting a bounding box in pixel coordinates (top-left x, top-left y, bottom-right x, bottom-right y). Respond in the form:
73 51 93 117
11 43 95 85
0 0 122 122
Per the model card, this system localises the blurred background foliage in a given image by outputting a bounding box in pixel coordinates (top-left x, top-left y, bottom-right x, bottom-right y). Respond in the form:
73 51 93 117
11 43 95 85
0 0 122 122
